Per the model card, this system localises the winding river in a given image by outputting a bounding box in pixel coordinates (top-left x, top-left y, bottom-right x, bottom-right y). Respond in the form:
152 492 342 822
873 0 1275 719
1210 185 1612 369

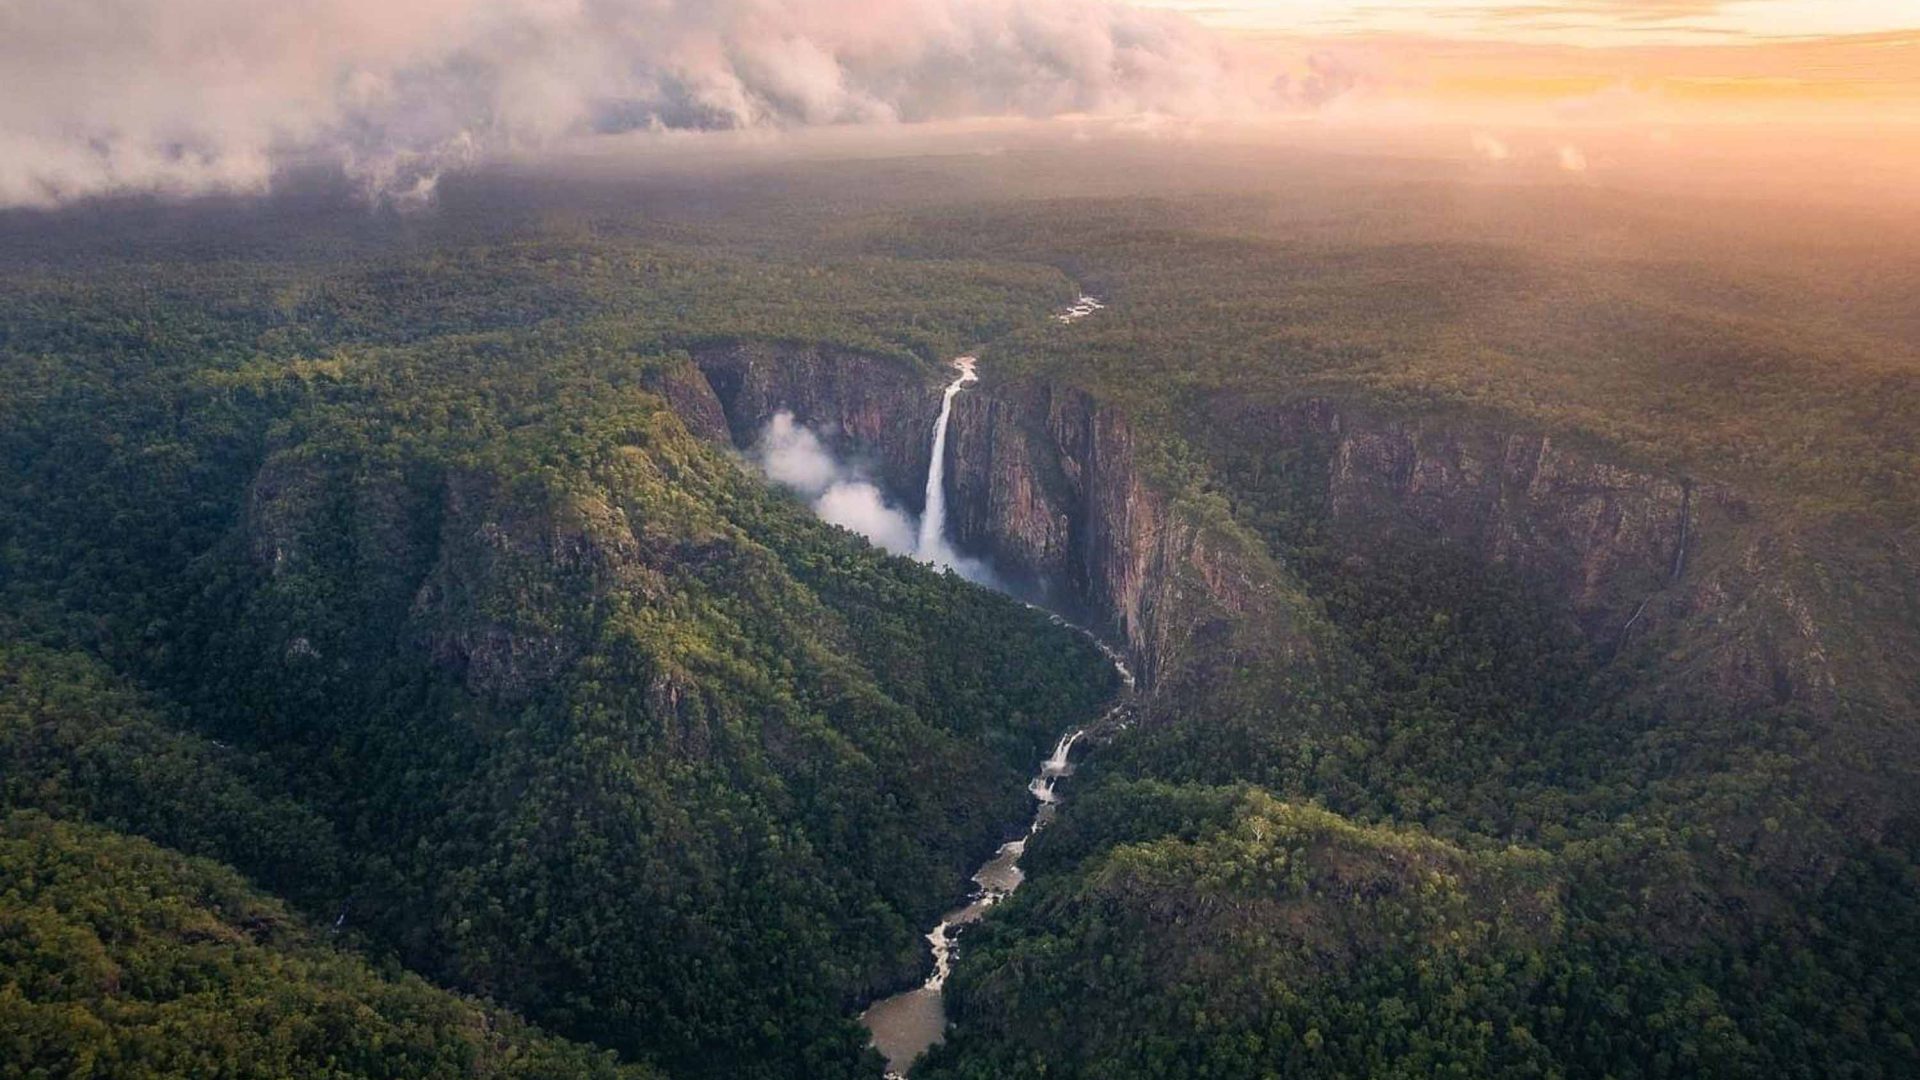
860 651 1131 1077
859 356 1134 1077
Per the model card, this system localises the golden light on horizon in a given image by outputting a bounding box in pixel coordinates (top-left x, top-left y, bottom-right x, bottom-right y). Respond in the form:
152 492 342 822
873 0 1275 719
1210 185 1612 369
1138 1 1920 45
1136 1 1920 122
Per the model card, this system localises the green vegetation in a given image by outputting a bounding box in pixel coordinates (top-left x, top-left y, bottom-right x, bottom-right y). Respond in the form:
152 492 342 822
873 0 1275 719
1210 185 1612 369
926 787 1920 1079
2 142 1916 1077
827 149 1920 1080
921 509 1919 1076
0 191 1117 1078
1 811 649 1080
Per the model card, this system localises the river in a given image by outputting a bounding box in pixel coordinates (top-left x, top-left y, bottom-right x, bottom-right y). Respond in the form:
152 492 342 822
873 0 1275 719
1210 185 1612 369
858 356 1132 1076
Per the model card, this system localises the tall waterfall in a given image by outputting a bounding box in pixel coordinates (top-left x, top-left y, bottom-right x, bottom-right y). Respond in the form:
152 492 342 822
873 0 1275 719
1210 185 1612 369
857 355 1136 1076
916 357 977 566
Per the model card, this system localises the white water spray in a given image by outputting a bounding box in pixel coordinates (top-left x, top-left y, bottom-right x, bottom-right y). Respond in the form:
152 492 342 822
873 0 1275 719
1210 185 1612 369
1029 729 1083 805
917 356 977 566
754 356 993 583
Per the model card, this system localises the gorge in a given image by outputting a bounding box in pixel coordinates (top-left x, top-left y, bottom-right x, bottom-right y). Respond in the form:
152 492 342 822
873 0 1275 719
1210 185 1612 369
677 339 1843 723
743 350 1120 1074
759 351 1135 1076
679 336 1885 1074
678 332 1919 900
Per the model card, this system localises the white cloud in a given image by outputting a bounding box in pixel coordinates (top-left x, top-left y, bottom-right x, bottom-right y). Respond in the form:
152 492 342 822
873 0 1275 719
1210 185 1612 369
755 411 994 582
757 411 921 558
0 0 1345 207
813 481 920 557
756 413 845 496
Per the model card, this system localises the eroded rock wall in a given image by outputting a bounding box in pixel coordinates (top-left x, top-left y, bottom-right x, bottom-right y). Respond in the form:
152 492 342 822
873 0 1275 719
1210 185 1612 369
672 339 1851 719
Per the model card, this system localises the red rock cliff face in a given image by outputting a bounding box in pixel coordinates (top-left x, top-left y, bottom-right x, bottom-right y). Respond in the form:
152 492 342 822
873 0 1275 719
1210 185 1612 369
672 342 1857 718
944 380 1312 693
1238 396 1845 717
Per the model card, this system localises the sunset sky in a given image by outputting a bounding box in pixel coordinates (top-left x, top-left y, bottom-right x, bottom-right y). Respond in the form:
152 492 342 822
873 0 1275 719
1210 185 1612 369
1141 0 1917 43
1138 0 1920 120
2 0 1913 208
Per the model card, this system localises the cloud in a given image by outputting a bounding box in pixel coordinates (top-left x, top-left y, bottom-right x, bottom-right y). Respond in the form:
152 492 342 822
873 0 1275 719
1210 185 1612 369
757 412 847 495
1471 130 1512 160
1436 1 1726 23
813 482 920 557
755 412 923 560
1558 143 1590 171
0 0 1342 208
1273 50 1365 108
755 411 993 582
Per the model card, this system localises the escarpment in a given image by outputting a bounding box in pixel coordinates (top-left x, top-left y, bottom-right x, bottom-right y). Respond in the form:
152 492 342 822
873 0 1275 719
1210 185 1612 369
674 341 1861 720
941 379 1313 694
684 343 1312 694
690 340 942 507
1222 396 1848 718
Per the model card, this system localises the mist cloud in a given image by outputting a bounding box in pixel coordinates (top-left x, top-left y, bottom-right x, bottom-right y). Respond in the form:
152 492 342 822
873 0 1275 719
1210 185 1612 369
756 411 993 583
757 412 920 558
1471 131 1512 162
0 0 1321 208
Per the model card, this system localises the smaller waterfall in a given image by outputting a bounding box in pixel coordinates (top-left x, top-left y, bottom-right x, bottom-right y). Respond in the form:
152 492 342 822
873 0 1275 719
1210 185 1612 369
860 636 1130 1078
917 357 977 566
1029 730 1082 806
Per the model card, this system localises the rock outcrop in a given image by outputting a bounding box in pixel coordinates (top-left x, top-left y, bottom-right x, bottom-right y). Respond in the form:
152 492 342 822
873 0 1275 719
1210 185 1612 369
409 468 665 701
670 339 1853 719
683 345 1312 693
640 356 732 444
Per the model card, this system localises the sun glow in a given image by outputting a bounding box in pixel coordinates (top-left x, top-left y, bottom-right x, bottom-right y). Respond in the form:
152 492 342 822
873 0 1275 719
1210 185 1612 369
1141 1 1920 45
1140 1 1920 122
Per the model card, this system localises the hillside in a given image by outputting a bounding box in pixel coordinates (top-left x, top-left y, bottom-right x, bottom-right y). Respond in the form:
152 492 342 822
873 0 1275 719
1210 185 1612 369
2 140 1917 1078
0 211 1119 1078
0 810 652 1080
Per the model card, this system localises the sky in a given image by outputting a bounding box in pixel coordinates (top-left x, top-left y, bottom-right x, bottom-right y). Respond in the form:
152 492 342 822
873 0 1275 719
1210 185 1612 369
1139 1 1920 121
1138 1 1919 44
0 0 1912 209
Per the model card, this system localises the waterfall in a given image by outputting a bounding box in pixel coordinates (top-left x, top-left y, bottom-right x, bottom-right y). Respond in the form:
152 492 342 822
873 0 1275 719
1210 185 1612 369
861 638 1130 1078
1029 730 1082 805
859 354 1134 1076
917 357 977 565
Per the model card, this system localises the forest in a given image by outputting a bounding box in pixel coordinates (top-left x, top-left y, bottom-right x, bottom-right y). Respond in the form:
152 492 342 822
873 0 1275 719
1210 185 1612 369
0 189 1118 1077
3 139 1917 1078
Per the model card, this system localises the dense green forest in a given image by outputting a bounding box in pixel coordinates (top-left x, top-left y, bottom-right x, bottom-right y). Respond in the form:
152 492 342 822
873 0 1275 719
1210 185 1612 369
0 187 1117 1078
3 141 1917 1078
0 811 651 1080
850 148 1919 1079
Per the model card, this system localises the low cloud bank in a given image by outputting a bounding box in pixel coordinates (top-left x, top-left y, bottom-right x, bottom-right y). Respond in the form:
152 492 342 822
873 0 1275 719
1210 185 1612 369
0 0 1341 208
756 412 993 584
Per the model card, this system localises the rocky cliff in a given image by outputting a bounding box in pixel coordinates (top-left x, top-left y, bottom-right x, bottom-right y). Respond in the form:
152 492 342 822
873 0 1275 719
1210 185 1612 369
682 344 1315 695
943 380 1313 693
1224 396 1844 718
672 340 1859 721
690 340 941 509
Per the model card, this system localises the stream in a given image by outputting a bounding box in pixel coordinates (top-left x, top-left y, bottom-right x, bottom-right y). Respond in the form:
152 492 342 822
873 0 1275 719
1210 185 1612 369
860 647 1131 1077
858 355 1133 1077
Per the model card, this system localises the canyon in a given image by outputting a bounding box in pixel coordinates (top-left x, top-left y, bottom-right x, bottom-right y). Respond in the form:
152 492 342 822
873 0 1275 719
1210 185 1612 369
671 340 1844 721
